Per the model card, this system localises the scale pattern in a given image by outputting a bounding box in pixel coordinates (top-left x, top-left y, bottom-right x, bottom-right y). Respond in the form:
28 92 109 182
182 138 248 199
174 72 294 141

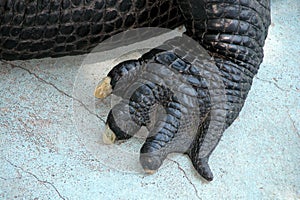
0 0 271 181
0 0 183 60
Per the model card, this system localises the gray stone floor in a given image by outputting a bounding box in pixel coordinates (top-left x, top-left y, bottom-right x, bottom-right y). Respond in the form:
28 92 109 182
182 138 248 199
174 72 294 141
0 1 299 199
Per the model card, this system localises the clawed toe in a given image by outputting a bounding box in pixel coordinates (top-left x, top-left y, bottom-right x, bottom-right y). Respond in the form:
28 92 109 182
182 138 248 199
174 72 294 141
192 157 214 181
106 106 141 141
198 163 213 181
140 154 163 173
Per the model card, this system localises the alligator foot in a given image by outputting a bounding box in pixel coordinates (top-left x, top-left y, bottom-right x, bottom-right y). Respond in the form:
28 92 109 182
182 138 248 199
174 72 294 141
94 37 223 181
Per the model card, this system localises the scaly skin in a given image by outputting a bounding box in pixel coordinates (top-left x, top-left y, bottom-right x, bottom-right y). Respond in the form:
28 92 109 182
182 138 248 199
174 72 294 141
0 0 183 59
95 0 271 181
1 0 271 181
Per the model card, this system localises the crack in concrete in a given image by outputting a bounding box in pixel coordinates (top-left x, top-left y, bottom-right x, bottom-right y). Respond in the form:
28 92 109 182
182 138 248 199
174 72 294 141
255 76 298 92
0 176 23 181
167 158 201 200
4 159 66 200
3 61 105 124
285 107 299 137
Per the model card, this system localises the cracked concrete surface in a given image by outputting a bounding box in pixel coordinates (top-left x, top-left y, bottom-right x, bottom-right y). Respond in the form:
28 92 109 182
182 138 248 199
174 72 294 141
167 158 201 200
5 159 65 200
1 1 299 199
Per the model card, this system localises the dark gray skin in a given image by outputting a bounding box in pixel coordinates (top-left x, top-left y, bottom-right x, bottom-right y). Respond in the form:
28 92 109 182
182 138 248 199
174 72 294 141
0 0 271 181
0 0 184 59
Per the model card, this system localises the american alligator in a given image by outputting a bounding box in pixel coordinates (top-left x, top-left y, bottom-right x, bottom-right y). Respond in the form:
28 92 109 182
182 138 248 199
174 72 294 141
0 0 271 181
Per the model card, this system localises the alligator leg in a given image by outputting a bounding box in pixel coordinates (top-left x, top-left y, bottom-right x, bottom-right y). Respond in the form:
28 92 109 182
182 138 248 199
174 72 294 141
98 0 271 181
177 0 271 180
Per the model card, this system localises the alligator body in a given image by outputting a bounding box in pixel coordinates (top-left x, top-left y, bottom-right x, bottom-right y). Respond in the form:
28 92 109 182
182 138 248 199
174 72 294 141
0 0 271 181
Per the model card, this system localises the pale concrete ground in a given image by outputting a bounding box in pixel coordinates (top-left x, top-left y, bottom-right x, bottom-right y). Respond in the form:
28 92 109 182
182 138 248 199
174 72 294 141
0 1 299 199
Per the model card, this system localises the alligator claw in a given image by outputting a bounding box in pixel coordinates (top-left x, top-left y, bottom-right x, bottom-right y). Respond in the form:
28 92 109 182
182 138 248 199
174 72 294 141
94 77 112 99
103 125 116 144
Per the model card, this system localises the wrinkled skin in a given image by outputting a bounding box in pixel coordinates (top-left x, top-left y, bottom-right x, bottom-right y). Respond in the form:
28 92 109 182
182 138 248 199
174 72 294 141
0 0 271 181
